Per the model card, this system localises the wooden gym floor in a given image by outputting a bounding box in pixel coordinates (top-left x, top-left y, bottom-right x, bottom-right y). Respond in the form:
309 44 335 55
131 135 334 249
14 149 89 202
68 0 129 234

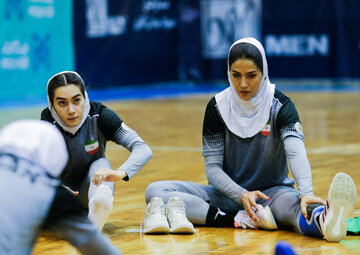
26 92 360 254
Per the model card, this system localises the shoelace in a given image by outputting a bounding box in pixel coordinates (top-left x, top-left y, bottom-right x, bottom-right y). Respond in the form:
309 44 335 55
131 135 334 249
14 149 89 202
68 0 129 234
140 202 167 233
147 203 167 219
167 201 187 224
167 201 198 234
139 200 198 235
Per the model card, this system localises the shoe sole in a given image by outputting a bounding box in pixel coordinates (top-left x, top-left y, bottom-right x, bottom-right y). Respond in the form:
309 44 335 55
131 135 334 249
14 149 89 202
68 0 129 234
144 225 170 234
170 226 195 234
322 173 357 242
262 206 278 230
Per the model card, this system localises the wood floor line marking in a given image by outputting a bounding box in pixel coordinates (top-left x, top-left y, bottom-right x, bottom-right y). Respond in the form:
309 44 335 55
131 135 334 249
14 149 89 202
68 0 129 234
293 246 338 252
108 145 202 152
109 144 360 154
307 143 360 155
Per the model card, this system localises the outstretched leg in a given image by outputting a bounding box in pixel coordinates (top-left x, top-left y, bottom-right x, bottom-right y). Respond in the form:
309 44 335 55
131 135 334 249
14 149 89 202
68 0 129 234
320 172 357 241
79 158 115 230
298 173 357 241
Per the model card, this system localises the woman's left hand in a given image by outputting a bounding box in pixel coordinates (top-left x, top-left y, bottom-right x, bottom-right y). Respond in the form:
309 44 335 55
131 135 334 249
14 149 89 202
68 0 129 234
300 195 326 219
92 168 128 186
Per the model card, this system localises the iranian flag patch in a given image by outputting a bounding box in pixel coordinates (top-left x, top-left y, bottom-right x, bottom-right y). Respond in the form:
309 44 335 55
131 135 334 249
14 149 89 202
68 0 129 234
85 140 99 155
260 120 271 136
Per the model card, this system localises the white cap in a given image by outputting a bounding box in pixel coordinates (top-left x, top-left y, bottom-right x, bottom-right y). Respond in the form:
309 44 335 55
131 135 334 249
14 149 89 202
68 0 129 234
0 119 68 177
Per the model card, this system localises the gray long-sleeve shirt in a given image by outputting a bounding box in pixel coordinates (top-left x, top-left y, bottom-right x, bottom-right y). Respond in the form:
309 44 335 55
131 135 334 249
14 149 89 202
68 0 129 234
41 101 152 188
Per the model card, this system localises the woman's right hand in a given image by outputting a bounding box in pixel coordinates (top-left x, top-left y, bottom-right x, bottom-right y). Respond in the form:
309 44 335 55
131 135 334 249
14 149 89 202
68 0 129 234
92 168 127 186
241 191 270 222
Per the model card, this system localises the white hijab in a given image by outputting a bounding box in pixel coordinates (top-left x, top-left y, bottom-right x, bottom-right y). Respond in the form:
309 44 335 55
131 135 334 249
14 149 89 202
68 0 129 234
47 71 90 135
215 38 275 138
0 119 68 177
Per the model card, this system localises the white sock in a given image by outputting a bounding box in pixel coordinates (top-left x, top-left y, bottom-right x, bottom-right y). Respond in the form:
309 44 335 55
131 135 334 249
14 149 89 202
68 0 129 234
88 185 114 230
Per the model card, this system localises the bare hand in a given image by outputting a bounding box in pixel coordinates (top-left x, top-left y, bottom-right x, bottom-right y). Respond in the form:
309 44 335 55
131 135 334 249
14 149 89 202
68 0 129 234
241 191 270 223
300 195 326 219
92 168 128 186
62 184 79 196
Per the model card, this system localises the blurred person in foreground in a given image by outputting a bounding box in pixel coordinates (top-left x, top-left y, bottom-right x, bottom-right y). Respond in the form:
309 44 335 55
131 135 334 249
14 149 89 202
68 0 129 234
0 119 121 254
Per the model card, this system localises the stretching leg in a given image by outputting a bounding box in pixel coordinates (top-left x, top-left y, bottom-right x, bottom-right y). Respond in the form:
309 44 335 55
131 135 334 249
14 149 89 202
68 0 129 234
79 158 115 229
259 186 323 237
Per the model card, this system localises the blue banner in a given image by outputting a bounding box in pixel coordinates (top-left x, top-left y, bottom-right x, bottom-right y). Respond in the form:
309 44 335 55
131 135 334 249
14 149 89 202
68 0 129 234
3 0 359 107
74 0 179 88
199 0 262 80
262 0 360 78
0 0 74 102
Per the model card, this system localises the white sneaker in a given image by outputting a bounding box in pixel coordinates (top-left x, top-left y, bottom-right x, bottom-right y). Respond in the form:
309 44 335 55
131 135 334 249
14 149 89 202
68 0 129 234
234 204 277 230
320 172 357 242
88 185 113 230
143 197 170 234
166 197 195 234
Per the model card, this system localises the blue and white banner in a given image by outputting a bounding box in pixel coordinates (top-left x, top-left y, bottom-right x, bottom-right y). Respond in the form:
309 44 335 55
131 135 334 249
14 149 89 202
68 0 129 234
262 0 360 78
198 0 261 80
199 0 360 80
3 0 359 106
0 0 74 102
74 0 179 88
200 0 261 59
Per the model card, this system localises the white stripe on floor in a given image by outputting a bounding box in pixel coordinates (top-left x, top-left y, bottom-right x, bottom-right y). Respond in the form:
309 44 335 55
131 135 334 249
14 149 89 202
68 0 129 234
109 143 360 154
108 144 202 152
307 143 360 155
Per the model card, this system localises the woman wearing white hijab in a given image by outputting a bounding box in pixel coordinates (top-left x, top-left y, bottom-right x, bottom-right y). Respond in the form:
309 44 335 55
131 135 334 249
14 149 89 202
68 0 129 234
144 38 357 242
41 71 152 230
0 120 122 254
